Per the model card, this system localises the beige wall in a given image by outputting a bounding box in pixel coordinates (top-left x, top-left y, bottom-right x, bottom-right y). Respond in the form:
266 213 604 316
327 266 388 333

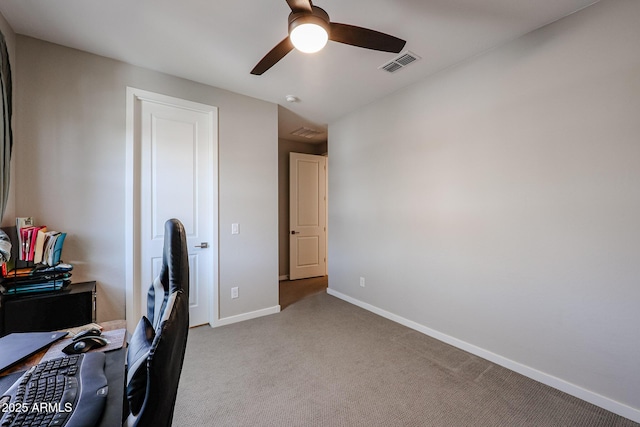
14 36 279 322
329 0 640 420
278 138 327 278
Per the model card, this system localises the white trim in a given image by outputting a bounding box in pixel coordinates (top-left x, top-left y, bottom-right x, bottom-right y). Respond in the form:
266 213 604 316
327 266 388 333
125 87 139 333
326 287 640 424
213 305 281 327
324 157 328 277
125 87 220 332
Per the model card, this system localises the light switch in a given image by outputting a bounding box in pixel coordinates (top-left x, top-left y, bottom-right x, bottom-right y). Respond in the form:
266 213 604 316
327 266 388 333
231 223 239 235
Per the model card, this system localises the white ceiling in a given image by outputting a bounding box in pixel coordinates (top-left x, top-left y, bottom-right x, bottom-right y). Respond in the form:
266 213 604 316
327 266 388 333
0 0 597 143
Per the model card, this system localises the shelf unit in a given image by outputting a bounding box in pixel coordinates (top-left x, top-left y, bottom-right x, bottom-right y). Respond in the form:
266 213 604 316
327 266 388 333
0 281 96 337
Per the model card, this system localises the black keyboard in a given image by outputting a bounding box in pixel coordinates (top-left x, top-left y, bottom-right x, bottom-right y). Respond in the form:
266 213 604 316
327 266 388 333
0 353 108 427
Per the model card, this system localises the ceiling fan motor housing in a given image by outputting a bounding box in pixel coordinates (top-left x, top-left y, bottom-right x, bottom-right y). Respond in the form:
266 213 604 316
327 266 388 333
288 6 330 36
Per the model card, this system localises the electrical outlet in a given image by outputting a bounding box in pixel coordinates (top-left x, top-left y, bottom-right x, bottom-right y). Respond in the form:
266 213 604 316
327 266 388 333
231 287 239 299
359 277 365 287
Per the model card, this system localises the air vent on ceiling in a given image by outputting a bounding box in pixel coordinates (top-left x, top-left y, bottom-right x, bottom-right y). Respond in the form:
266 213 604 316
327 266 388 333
291 126 324 139
379 51 421 73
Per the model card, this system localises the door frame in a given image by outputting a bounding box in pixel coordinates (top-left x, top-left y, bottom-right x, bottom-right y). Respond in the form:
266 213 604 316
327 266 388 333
125 87 219 332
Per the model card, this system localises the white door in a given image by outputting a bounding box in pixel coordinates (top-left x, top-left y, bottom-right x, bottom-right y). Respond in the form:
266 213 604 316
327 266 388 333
126 88 218 329
289 153 326 280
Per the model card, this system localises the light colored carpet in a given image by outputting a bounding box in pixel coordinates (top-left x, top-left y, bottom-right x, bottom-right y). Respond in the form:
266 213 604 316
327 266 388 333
174 292 637 426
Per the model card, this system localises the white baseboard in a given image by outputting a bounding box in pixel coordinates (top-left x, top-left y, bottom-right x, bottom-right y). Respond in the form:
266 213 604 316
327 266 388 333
326 288 640 424
212 305 281 327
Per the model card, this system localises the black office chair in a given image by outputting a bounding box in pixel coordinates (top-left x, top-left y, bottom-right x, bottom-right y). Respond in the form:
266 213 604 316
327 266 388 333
125 218 190 427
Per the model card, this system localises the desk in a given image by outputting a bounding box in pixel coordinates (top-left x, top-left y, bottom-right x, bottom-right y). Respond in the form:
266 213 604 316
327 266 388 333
0 322 127 427
0 320 126 377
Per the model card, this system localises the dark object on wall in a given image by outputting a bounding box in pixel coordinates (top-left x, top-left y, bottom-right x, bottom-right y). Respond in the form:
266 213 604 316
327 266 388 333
0 30 12 221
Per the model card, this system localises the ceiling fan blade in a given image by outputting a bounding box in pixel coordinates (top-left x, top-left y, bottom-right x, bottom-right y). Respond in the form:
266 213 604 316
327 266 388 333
251 37 295 75
329 23 406 53
285 0 313 13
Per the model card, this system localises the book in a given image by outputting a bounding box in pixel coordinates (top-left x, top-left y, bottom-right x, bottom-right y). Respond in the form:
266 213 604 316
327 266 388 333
15 217 35 261
37 231 67 266
27 226 46 262
42 231 58 266
49 232 67 266
32 227 48 264
16 225 47 262
20 226 35 261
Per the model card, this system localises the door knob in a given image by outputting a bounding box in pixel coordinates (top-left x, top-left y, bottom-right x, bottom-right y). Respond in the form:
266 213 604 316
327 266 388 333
291 231 300 235
194 242 209 248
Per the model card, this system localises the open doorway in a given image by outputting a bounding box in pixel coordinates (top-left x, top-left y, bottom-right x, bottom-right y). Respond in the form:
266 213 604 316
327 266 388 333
278 106 328 286
278 140 327 281
277 106 328 309
279 275 328 310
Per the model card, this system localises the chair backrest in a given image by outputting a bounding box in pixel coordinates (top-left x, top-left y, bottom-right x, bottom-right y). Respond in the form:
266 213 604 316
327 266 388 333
126 218 190 427
146 218 189 329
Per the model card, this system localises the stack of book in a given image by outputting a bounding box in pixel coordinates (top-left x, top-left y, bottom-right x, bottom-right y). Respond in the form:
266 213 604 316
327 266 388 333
0 217 72 295
16 217 67 266
0 263 74 295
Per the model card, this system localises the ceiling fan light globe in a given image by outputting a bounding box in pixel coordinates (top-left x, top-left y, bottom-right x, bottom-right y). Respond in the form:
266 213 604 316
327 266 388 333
290 23 328 53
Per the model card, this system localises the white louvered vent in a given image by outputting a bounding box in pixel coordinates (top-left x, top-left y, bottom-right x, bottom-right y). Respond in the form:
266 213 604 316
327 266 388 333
379 51 421 73
291 126 324 139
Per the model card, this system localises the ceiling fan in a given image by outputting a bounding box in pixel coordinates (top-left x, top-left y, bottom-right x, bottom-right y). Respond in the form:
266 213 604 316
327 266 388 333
251 0 406 75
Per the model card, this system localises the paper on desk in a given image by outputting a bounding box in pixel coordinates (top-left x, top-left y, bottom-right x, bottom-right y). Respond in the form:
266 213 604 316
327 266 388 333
61 323 103 338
